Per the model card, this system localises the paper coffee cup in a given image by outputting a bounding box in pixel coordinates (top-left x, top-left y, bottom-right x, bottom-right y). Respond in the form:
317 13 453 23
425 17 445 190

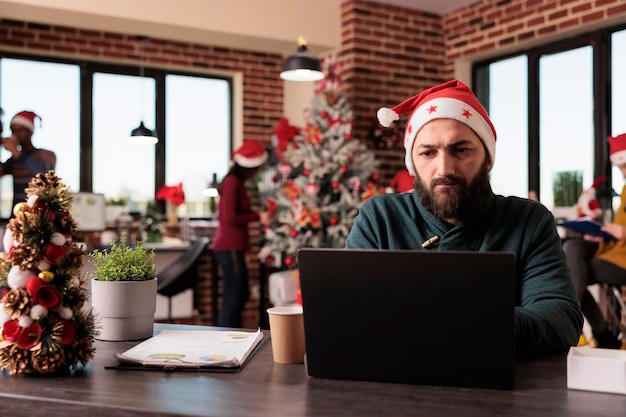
267 306 305 364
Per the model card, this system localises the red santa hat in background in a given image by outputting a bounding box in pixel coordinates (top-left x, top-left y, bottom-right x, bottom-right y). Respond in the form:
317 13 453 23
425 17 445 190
10 110 42 133
377 80 497 176
232 140 268 168
608 133 626 166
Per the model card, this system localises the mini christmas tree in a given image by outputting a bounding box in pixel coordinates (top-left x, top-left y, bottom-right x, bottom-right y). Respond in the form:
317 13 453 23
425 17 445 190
0 171 95 375
258 56 382 269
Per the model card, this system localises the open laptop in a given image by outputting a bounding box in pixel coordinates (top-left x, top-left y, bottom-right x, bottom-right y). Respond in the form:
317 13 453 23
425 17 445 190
297 248 516 390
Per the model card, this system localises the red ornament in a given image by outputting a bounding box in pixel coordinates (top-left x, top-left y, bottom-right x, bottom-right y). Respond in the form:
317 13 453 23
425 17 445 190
371 172 380 182
16 322 42 350
330 216 339 225
303 168 311 176
55 320 77 345
345 132 352 141
1 319 20 342
44 243 65 265
332 181 340 189
340 165 348 174
285 257 293 267
289 229 298 238
348 156 354 163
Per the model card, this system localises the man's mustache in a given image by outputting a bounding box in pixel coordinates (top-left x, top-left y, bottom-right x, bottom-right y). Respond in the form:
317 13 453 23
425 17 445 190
431 176 464 187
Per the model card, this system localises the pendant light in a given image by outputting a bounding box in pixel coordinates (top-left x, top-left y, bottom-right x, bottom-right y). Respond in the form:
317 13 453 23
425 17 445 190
129 35 158 144
280 0 324 82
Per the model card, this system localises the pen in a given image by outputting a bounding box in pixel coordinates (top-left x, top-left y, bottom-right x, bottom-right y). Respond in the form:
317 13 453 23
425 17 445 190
421 236 439 249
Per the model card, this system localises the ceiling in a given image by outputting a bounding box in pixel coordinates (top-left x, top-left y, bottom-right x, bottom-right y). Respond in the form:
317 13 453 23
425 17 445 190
354 0 479 15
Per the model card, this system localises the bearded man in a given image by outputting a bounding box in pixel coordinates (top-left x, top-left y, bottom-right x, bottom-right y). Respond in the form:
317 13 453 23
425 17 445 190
345 80 582 356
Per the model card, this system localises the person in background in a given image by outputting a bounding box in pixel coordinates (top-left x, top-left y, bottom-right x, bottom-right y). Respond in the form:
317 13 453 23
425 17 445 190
385 168 414 193
212 140 270 328
345 80 583 355
562 133 626 349
0 110 56 210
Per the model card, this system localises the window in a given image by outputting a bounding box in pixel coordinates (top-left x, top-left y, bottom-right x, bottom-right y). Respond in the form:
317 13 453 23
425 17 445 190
539 46 593 209
165 74 231 218
487 56 528 198
611 29 626 200
474 24 626 213
0 55 233 219
0 58 80 217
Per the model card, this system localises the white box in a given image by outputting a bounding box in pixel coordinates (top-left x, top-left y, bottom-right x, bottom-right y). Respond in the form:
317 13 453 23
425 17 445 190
567 346 626 394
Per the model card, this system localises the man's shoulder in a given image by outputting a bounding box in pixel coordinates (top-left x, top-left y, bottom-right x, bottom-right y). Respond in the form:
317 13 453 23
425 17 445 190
493 194 552 219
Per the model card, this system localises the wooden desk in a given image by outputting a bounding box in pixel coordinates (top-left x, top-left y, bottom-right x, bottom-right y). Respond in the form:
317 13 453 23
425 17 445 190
1 324 624 417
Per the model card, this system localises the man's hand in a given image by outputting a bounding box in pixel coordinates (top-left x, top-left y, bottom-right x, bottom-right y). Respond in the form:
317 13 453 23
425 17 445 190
2 136 21 156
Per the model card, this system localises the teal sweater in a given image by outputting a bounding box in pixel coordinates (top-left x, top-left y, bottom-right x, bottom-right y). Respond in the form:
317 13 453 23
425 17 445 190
345 190 583 355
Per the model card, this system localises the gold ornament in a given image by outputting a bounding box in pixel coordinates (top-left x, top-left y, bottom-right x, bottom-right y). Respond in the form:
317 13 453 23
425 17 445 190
39 270 54 282
12 202 27 216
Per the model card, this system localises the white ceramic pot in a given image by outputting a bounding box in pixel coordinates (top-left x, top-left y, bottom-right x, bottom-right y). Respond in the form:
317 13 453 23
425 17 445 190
91 277 158 341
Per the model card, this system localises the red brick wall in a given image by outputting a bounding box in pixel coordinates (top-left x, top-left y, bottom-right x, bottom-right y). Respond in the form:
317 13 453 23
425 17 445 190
444 0 626 77
338 0 446 181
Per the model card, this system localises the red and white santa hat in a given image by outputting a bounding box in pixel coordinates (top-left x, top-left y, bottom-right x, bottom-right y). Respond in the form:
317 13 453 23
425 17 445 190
10 110 42 133
608 133 626 166
377 80 497 176
232 140 268 168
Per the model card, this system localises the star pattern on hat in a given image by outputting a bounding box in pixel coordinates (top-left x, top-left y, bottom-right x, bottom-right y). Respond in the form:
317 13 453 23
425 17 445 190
427 105 437 114
462 109 472 119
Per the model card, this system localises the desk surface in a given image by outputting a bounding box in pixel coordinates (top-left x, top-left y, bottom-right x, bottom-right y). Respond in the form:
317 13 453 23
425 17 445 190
1 324 624 417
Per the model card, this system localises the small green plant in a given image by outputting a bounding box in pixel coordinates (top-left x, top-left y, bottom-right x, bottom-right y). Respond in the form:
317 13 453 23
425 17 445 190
90 233 156 281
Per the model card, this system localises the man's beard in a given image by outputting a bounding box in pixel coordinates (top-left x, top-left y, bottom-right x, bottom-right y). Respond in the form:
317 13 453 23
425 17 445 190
414 160 491 222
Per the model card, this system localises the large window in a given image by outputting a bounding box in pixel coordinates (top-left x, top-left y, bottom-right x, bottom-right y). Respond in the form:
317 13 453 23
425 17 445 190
611 29 626 205
487 56 528 198
538 46 594 209
0 55 232 219
474 25 626 214
0 58 80 216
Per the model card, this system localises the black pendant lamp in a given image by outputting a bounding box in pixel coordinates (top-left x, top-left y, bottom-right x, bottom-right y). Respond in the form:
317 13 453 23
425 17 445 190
280 0 324 82
280 35 324 82
129 36 158 144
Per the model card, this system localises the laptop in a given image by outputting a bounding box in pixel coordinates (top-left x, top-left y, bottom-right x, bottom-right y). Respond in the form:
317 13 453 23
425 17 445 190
297 248 516 390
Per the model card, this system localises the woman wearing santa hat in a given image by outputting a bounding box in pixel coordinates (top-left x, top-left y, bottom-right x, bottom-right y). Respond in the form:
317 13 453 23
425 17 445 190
345 79 583 355
0 110 56 210
563 133 626 349
212 140 270 327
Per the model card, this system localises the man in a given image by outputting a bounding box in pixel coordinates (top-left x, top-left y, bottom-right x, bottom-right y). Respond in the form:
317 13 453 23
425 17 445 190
563 133 626 349
345 80 583 355
0 110 56 210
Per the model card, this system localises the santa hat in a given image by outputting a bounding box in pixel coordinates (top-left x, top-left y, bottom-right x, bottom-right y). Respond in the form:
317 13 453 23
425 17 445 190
10 110 41 133
232 140 268 168
377 80 497 176
608 133 626 165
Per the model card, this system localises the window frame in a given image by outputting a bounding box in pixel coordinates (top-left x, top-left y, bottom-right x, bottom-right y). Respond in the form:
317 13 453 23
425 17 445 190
472 23 626 207
0 52 234 219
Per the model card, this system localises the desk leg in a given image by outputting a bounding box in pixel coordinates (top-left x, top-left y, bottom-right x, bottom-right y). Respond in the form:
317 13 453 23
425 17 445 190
259 263 269 329
211 251 219 325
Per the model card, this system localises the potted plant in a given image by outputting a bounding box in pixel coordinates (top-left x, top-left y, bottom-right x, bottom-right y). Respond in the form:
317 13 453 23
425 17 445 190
89 233 157 341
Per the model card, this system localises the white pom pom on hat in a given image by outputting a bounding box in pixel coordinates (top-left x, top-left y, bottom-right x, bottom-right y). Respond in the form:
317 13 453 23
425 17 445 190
376 79 497 176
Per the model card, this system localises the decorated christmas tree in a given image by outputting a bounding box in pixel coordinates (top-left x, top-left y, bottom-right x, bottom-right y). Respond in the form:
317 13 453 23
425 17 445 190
0 171 95 375
258 56 382 269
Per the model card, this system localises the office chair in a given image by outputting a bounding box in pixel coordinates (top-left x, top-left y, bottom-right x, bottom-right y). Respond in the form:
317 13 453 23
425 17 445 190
608 285 626 341
156 237 209 322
